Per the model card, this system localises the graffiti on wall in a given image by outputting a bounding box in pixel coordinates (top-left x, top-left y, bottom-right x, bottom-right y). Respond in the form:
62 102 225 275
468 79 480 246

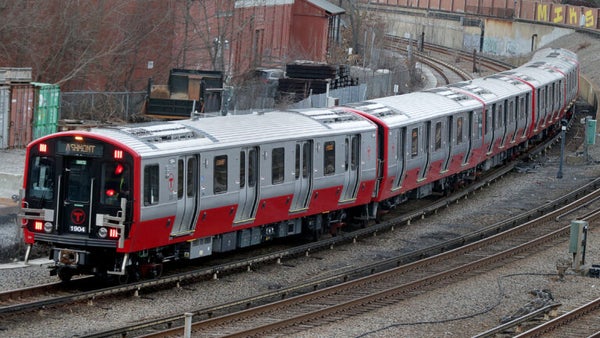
536 3 596 29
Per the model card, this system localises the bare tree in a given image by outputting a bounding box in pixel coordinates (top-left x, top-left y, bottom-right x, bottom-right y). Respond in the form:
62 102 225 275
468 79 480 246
0 0 173 91
174 1 237 74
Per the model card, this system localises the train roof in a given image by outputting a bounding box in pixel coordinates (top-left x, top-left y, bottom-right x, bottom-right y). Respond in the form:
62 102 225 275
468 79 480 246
531 48 578 64
347 87 483 127
83 109 376 156
52 47 577 156
350 47 578 126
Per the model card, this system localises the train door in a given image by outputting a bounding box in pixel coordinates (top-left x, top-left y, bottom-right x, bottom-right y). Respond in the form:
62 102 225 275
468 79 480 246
392 128 406 189
497 102 506 147
508 99 518 143
172 155 198 235
458 114 470 165
290 141 313 212
59 157 95 235
521 94 530 139
486 106 494 154
463 111 481 165
234 147 259 222
441 117 453 172
418 122 431 181
340 135 360 202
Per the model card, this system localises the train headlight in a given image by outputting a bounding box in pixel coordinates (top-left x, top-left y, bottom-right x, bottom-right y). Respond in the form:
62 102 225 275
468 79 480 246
98 227 108 238
43 222 53 233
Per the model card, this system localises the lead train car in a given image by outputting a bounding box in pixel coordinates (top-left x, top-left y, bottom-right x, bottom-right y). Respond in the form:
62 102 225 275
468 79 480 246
20 110 378 281
20 48 579 281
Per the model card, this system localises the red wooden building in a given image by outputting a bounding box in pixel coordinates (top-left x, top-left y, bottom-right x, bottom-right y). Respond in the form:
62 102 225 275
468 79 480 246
0 0 344 92
172 0 344 85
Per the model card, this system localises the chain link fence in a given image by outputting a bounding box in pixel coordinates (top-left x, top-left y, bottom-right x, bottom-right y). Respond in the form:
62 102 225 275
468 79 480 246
60 91 146 122
59 64 411 121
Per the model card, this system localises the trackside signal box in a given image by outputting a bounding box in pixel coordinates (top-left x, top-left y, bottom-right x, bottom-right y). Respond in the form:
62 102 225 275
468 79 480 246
569 220 588 270
587 119 597 145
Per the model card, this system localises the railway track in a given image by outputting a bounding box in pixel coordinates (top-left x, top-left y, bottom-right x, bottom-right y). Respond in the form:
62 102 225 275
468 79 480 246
474 294 600 337
0 144 547 319
516 296 600 337
384 36 470 84
59 125 600 337
384 34 514 85
120 178 600 337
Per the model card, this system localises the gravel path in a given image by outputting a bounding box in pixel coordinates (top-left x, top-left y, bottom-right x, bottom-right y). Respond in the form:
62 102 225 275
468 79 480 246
1 31 600 337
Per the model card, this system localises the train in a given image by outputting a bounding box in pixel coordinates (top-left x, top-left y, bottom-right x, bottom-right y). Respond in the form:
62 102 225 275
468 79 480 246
19 48 579 282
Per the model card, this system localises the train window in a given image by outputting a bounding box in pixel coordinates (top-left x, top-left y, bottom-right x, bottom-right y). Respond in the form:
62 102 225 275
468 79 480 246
214 155 228 194
344 139 349 172
351 137 359 170
302 143 310 178
456 117 463 145
411 128 418 157
558 80 563 107
475 113 482 139
497 104 504 128
143 165 159 206
177 159 184 199
187 158 196 197
102 162 130 206
485 108 492 134
324 141 335 175
508 101 514 124
28 156 55 201
551 83 556 109
67 159 91 203
248 149 257 187
272 147 285 184
240 151 246 188
434 122 442 150
519 97 525 121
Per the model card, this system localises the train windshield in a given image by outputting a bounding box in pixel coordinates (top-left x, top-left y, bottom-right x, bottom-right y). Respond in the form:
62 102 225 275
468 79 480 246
66 158 92 202
27 156 55 202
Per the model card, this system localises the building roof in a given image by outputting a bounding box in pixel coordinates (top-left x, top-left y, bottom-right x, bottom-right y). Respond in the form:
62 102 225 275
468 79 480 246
307 0 345 15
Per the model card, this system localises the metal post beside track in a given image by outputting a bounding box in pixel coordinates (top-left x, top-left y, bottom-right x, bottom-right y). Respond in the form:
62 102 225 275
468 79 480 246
184 312 192 338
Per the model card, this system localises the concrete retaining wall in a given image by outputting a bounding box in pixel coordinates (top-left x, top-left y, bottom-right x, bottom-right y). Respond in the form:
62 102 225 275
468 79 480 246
381 10 574 56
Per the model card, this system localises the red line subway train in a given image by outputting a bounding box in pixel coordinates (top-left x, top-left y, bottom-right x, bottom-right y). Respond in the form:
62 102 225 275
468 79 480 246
20 48 579 282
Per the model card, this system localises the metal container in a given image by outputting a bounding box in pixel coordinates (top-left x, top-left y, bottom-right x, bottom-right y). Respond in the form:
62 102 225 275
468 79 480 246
32 82 60 140
0 67 32 84
9 84 34 148
0 86 9 149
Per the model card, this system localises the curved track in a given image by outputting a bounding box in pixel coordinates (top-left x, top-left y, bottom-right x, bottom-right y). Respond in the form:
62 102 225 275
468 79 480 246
125 180 600 337
384 35 513 85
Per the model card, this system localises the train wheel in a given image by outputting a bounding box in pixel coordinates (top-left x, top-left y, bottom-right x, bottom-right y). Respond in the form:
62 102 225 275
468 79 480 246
311 227 323 242
117 272 129 285
152 263 163 278
57 267 73 282
117 266 141 284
